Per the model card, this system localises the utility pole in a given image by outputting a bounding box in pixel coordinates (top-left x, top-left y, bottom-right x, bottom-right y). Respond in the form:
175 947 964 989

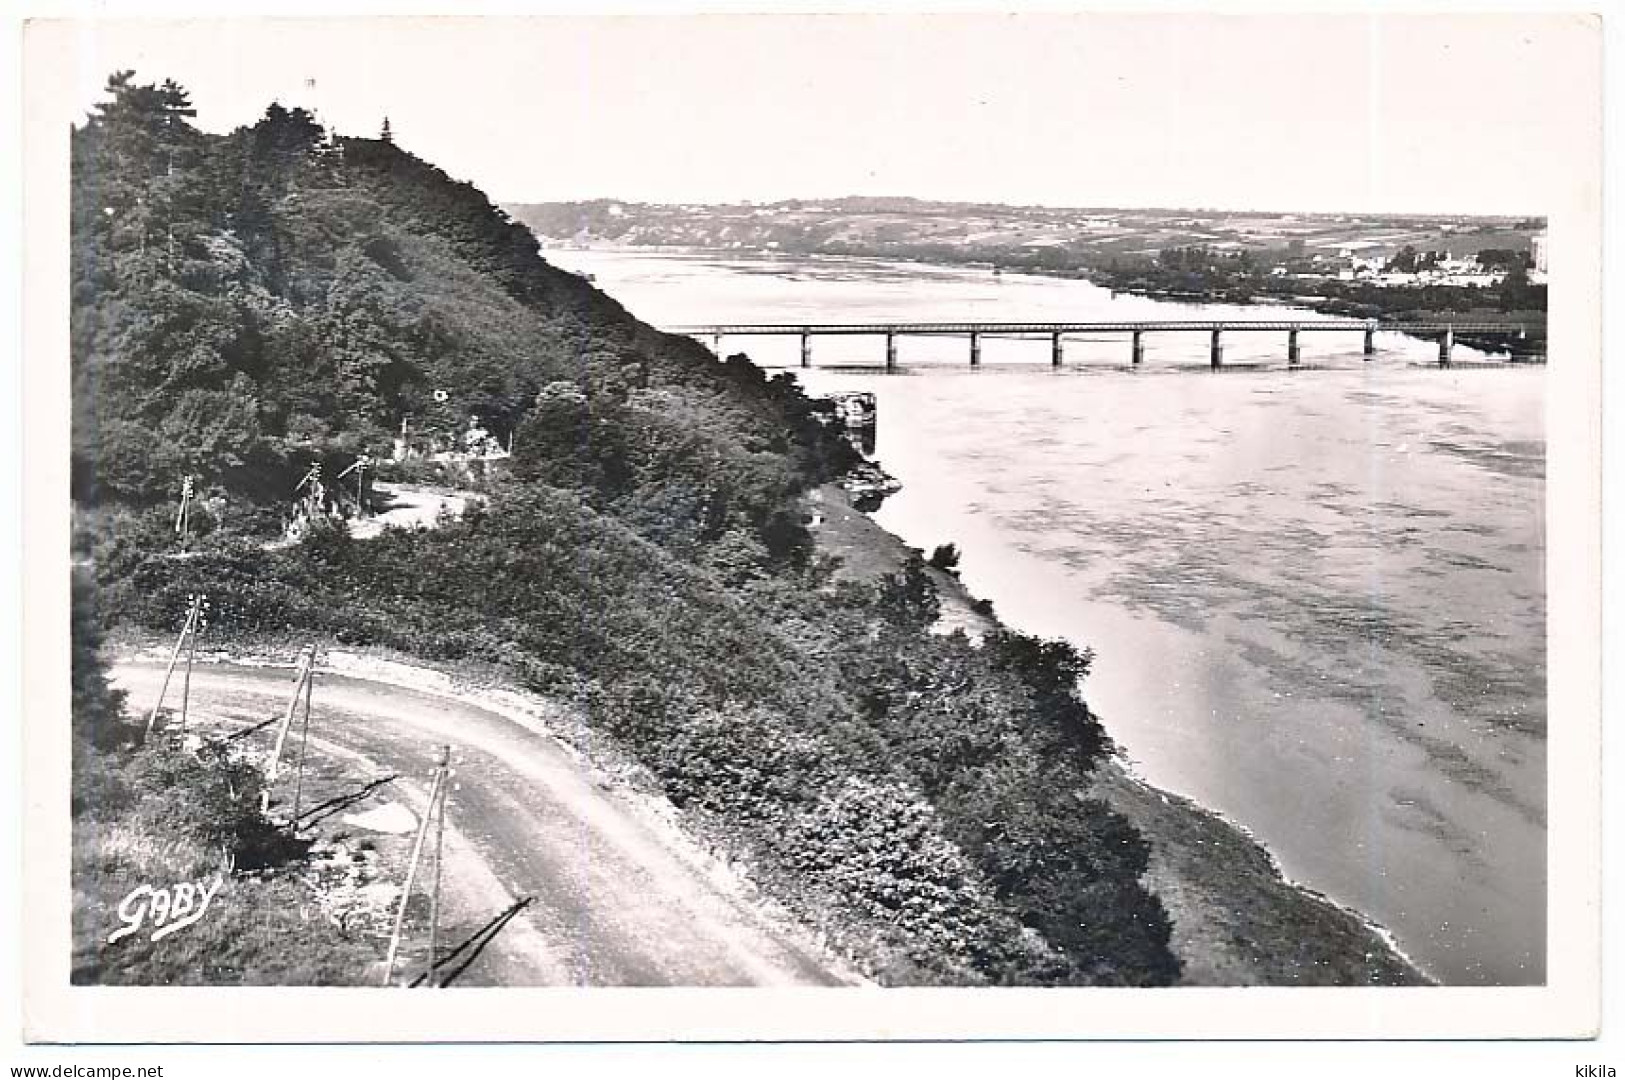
426 744 451 988
296 461 324 523
336 454 372 516
173 475 194 546
145 594 204 738
265 646 315 786
177 594 208 733
289 653 317 831
383 748 449 988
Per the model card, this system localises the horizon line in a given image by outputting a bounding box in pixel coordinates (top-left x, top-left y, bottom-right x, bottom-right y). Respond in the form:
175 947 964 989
495 194 1545 223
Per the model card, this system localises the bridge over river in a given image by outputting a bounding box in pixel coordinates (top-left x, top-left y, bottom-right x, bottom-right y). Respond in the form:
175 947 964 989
665 320 1533 370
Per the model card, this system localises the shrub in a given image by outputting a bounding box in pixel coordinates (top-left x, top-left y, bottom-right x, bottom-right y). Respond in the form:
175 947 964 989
778 776 1029 984
109 738 290 869
875 554 942 630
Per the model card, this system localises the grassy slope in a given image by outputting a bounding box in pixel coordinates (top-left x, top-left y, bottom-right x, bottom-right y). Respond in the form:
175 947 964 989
72 732 387 986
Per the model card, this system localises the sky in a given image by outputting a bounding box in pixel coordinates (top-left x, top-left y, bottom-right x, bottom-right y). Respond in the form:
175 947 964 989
42 13 1602 215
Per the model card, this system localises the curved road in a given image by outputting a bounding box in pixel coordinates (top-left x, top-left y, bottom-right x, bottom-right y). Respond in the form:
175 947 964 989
110 660 852 987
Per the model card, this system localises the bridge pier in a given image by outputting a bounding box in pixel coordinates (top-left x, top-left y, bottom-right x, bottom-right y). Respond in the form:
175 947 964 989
665 320 1511 373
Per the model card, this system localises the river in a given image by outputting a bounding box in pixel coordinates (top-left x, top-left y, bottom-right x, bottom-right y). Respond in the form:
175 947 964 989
544 248 1547 987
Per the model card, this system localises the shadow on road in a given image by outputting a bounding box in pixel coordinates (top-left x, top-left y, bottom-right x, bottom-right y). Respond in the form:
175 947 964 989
216 714 281 745
294 775 400 831
410 897 537 988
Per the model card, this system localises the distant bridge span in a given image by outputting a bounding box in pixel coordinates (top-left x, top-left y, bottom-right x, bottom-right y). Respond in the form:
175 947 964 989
663 319 1531 370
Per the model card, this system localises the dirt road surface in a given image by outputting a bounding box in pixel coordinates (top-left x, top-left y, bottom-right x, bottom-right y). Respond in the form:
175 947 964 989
110 660 854 987
349 482 469 540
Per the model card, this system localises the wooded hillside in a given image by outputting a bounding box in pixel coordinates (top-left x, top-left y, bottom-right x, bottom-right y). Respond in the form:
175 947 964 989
72 74 1186 987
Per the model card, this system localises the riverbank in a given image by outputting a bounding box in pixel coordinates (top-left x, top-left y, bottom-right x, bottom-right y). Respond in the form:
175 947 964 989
1090 276 1544 361
805 482 1430 986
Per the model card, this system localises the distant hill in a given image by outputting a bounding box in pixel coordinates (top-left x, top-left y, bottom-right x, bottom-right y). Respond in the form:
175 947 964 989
507 196 1542 268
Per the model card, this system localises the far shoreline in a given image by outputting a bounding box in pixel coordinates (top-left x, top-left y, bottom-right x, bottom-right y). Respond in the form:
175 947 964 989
544 242 1543 361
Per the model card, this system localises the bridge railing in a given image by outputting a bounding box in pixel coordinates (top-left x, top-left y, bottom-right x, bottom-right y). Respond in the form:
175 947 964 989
665 320 1526 335
663 319 1535 370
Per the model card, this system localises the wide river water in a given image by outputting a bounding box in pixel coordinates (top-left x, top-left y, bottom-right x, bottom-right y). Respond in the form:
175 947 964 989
545 248 1547 986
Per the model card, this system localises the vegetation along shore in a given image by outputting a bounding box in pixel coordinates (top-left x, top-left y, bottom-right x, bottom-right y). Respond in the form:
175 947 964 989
70 74 1424 986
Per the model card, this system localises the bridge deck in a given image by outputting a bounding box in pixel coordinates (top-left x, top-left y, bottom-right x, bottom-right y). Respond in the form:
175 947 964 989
667 320 1525 335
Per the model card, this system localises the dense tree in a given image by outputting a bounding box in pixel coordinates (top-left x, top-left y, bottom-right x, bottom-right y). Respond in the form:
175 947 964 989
1476 248 1532 271
71 570 128 750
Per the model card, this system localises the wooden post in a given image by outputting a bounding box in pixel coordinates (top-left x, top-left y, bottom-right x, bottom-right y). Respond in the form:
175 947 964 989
1051 332 1063 368
289 657 316 831
426 745 450 988
179 600 200 733
265 647 314 784
885 331 897 371
1131 330 1145 366
1287 328 1301 366
1363 325 1377 359
1210 328 1224 369
145 596 201 738
174 475 194 544
969 331 981 367
383 763 445 987
800 332 812 368
337 455 371 515
1438 326 1454 367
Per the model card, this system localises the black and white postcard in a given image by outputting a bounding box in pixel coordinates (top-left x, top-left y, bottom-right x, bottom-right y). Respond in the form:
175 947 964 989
12 7 1608 1064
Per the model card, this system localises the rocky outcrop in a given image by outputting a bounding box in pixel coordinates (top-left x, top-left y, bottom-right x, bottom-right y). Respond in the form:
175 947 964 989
822 391 898 509
842 460 902 512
